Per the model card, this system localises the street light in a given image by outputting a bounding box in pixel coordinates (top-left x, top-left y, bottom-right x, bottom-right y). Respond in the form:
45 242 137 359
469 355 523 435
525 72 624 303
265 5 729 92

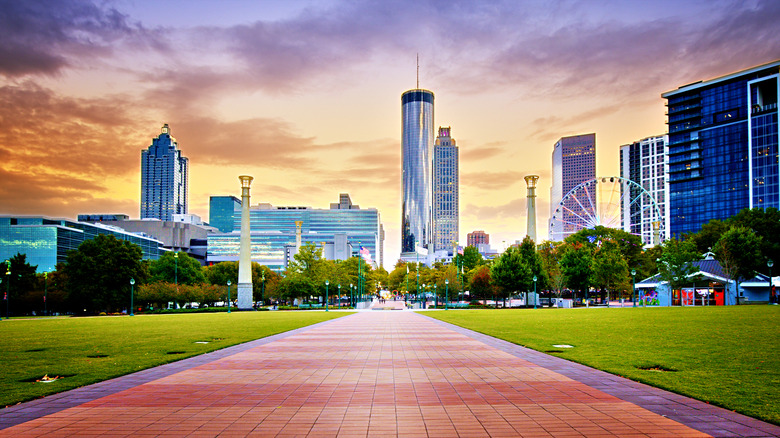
533 275 538 310
44 271 48 317
338 284 341 309
768 260 774 304
631 269 636 307
227 280 232 313
434 284 437 308
350 283 354 308
5 262 10 319
445 279 449 311
422 283 426 309
261 271 265 307
129 278 135 316
174 252 179 290
325 280 329 312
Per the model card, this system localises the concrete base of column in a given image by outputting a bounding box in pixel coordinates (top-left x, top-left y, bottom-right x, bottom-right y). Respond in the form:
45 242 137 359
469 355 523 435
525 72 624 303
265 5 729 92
237 283 254 310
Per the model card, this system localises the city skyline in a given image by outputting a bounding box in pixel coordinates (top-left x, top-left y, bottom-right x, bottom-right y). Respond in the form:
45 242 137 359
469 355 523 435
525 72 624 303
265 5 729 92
1 1 779 268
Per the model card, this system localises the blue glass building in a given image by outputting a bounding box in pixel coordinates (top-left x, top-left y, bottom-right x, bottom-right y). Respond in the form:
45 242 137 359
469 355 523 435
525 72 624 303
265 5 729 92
141 124 188 221
401 89 434 254
432 126 459 253
0 216 163 273
209 196 241 233
207 194 383 272
662 61 780 237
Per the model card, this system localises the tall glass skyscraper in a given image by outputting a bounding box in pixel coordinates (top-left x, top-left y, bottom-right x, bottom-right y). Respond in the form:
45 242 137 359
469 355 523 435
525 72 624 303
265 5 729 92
141 124 188 221
662 61 780 237
549 134 596 240
401 89 434 254
432 126 459 253
620 135 670 244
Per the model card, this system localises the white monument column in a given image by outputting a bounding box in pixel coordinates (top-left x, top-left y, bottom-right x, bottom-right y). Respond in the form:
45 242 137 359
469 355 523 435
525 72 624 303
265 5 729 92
237 175 254 310
524 175 539 243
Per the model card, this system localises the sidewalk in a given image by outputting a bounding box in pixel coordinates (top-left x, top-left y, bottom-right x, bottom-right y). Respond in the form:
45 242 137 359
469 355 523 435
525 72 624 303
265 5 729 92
1 311 777 437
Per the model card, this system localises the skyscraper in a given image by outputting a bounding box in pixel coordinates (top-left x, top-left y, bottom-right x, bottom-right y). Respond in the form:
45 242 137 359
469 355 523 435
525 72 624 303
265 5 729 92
401 89 434 254
209 195 241 233
662 61 780 237
141 124 188 221
432 126 459 253
549 134 596 240
620 135 669 244
467 230 489 247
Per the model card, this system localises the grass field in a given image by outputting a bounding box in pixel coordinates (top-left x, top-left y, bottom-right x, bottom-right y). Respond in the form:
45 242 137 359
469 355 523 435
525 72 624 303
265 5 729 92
0 311 348 408
427 306 780 425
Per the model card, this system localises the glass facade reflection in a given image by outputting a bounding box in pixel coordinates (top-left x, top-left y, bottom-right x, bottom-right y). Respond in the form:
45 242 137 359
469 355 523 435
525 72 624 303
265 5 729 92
207 197 383 272
209 196 241 233
141 124 188 221
401 89 434 253
663 61 780 237
0 216 163 273
432 126 459 253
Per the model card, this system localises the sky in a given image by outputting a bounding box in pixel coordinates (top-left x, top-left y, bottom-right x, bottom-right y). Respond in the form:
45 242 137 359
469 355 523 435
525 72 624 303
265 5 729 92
1 0 779 269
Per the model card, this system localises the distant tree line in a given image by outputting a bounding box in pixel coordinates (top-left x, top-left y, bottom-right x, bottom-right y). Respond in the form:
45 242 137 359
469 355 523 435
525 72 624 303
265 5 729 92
2 207 776 315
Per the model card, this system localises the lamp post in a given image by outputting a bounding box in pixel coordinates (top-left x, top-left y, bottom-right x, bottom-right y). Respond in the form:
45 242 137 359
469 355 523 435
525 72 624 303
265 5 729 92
405 265 409 306
434 284 437 308
261 272 265 307
325 280 329 312
5 262 10 319
350 283 354 308
445 279 449 311
422 283 426 309
44 271 48 316
416 261 419 305
227 280 232 313
631 269 636 307
174 252 178 290
338 284 341 309
673 276 679 307
533 275 538 309
768 260 774 304
129 278 135 316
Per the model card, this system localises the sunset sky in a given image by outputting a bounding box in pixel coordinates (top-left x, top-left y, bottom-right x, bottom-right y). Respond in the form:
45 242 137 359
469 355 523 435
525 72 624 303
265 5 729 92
1 0 779 268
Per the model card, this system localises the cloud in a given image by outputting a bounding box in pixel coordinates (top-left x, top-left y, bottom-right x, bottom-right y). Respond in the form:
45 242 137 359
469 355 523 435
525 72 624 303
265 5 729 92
0 0 144 77
460 143 505 162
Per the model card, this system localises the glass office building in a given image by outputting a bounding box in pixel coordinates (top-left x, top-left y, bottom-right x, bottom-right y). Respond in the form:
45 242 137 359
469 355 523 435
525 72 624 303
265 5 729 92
620 135 670 244
207 195 383 272
401 89 434 254
549 134 596 240
662 61 780 237
432 126 459 253
209 196 241 233
0 216 163 273
141 124 188 221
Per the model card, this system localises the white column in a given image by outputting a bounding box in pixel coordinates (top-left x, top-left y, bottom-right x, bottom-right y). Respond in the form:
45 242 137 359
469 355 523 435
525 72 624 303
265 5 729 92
237 175 254 309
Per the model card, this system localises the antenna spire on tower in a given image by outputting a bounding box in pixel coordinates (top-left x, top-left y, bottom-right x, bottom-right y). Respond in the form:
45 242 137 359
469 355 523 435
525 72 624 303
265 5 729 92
416 53 419 89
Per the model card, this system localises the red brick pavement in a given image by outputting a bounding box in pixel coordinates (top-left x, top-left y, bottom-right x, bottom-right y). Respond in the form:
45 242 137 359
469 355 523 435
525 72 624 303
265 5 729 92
0 311 766 437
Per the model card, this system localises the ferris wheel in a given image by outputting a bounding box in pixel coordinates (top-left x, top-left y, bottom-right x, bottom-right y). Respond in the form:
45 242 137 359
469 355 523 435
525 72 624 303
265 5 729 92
549 176 664 243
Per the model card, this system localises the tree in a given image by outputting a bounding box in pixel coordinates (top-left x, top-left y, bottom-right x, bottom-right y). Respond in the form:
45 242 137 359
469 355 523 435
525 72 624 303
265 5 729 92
592 240 629 298
204 261 238 286
560 243 593 296
656 238 700 299
149 251 205 285
687 219 730 254
538 241 564 295
490 246 532 306
714 226 763 305
518 236 549 290
468 265 494 301
729 207 780 270
64 234 147 314
1 253 38 303
460 246 484 272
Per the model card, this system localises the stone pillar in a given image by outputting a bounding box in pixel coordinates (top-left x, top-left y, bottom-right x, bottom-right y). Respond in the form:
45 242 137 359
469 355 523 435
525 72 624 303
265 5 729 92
295 221 303 250
524 175 539 243
237 175 254 310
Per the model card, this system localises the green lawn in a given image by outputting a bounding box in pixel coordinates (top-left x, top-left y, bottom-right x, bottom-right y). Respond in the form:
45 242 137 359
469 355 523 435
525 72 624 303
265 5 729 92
427 306 780 425
0 311 348 408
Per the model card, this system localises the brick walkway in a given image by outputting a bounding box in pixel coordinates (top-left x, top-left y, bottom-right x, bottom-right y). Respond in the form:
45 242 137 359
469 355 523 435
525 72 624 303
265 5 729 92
1 311 778 437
